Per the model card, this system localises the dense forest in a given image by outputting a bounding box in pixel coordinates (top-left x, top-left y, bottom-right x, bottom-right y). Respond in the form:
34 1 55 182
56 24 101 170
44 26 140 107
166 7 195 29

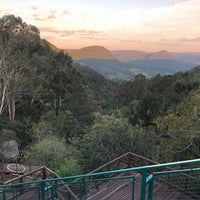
1 15 200 176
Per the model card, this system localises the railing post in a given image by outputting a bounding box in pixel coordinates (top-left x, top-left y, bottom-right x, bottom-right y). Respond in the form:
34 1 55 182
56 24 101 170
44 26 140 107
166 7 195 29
140 169 147 200
131 177 135 200
19 178 23 195
148 175 154 200
83 178 87 200
79 181 83 200
41 181 45 200
80 178 86 200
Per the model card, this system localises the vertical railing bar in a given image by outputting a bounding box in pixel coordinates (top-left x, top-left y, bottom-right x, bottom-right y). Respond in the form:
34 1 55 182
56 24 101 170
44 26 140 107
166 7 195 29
79 180 83 200
41 182 45 200
147 175 154 200
15 188 18 200
38 186 41 200
12 188 16 200
83 178 86 200
131 177 135 200
140 169 147 200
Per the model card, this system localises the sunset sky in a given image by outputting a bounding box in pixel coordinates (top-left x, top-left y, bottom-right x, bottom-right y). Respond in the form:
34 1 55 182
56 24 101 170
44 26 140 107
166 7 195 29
1 0 200 52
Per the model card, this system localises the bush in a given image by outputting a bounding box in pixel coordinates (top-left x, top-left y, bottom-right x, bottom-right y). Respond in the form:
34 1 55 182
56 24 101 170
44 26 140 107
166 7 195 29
26 136 67 169
55 158 82 177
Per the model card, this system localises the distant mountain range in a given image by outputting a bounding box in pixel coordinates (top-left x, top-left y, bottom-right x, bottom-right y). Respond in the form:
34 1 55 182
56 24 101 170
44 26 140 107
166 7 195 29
64 46 199 62
112 49 175 61
64 46 200 80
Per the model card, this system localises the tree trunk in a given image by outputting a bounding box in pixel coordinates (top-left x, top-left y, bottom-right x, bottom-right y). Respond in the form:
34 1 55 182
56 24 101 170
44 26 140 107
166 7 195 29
0 80 7 115
11 98 15 121
6 95 15 121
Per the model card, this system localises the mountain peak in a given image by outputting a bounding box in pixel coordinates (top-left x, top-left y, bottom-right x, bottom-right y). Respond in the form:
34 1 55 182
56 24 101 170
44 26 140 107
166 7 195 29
81 46 107 51
64 46 115 60
150 50 175 60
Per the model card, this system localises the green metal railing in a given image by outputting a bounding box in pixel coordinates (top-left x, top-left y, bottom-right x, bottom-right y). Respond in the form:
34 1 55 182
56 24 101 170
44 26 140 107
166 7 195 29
151 167 200 199
1 158 200 200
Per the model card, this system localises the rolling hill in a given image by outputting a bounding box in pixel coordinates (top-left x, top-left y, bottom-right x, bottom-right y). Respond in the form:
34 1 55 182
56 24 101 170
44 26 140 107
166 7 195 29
112 50 175 61
64 46 115 60
148 50 175 60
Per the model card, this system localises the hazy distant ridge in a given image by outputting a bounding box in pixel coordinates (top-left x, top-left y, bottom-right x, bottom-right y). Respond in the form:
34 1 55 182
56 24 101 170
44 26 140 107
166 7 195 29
63 45 200 64
113 50 175 61
64 46 115 60
62 45 200 80
65 46 176 61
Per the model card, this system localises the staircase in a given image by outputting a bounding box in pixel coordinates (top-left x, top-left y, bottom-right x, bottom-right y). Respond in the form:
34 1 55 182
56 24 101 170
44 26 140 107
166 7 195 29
85 172 195 200
1 152 200 200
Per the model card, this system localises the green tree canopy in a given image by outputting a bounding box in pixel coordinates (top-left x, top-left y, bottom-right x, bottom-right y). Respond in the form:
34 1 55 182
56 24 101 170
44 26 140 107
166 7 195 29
80 113 156 171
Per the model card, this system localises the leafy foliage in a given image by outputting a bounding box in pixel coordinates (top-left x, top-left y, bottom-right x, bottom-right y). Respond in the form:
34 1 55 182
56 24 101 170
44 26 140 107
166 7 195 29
154 88 200 162
55 158 82 177
79 113 156 171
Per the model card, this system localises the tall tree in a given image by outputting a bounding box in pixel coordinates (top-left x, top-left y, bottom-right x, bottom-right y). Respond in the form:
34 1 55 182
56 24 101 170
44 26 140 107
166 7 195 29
154 88 200 162
0 15 41 121
48 51 74 113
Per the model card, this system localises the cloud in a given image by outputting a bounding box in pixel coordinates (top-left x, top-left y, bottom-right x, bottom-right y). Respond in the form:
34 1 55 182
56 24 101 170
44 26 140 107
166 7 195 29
178 37 200 42
79 36 108 41
39 26 103 40
160 38 174 42
30 4 71 21
120 39 148 43
160 37 200 43
32 10 70 21
40 27 101 34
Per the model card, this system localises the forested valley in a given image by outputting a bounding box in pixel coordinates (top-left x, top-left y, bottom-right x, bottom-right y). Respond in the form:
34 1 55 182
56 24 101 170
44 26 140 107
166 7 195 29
1 15 200 176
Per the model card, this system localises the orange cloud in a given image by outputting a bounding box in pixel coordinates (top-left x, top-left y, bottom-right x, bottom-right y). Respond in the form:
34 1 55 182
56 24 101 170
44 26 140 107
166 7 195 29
30 5 71 21
39 27 102 36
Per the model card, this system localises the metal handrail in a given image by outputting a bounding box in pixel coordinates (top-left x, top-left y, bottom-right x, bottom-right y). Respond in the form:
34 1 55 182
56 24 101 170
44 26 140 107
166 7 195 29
1 155 200 200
